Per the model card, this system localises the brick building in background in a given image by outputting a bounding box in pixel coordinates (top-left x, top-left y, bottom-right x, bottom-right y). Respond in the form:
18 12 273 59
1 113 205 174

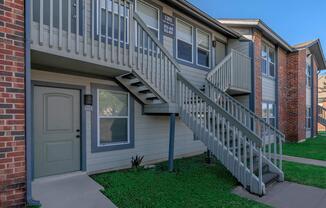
219 19 326 142
0 0 26 207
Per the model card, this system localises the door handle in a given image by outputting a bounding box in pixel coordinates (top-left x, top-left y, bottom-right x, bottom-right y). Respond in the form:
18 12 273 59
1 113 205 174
76 129 80 132
76 135 80 138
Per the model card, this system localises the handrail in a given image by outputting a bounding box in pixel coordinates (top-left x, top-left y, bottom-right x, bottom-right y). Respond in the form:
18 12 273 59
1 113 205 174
205 80 284 172
132 13 181 103
207 53 232 78
207 49 251 92
177 73 263 146
205 80 285 140
133 13 181 73
318 105 326 124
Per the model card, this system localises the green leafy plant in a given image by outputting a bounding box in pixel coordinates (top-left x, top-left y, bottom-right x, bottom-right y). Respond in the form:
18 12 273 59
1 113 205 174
131 155 144 168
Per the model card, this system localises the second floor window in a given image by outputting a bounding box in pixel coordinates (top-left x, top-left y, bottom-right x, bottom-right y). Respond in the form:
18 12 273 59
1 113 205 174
136 0 160 38
261 44 275 78
176 19 193 63
196 29 210 68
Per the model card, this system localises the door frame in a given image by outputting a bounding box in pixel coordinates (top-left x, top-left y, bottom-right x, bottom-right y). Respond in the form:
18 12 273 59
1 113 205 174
31 81 87 179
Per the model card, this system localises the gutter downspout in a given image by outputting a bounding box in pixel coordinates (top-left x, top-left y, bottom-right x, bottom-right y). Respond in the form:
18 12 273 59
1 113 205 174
25 0 40 205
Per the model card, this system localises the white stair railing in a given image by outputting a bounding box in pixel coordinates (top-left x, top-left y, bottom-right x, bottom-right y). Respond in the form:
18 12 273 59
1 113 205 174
133 11 283 195
131 13 181 103
205 81 284 175
318 105 326 126
177 73 266 195
207 49 251 92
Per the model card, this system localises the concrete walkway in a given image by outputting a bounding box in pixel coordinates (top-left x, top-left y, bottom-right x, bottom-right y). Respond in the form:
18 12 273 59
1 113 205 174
32 172 117 208
233 182 326 208
283 155 326 167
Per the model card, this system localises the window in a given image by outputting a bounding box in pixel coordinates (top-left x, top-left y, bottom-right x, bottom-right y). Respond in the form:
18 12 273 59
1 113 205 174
176 19 193 63
261 45 268 75
97 0 130 43
196 29 210 68
136 1 160 38
261 43 275 78
262 102 276 127
306 107 312 129
306 55 312 88
97 89 130 146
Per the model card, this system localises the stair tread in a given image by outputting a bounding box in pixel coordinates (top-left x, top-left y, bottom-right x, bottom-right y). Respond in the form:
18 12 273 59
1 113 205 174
262 172 279 185
121 73 136 79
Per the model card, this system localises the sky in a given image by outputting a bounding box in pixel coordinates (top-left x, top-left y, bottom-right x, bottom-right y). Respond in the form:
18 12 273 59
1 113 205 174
188 0 326 54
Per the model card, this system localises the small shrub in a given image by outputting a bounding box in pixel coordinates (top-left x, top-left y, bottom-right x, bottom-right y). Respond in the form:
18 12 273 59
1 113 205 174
131 155 144 168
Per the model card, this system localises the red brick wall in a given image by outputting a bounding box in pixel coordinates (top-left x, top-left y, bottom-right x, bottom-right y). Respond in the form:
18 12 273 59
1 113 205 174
277 48 288 133
286 50 306 142
0 0 26 207
253 30 262 116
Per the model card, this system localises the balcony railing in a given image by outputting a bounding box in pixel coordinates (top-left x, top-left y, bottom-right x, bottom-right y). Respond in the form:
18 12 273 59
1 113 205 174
207 49 252 93
30 0 134 72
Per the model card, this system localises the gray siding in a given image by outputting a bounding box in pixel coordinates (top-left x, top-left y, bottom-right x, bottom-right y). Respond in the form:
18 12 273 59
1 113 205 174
31 69 206 173
262 77 276 101
234 95 250 108
227 39 250 57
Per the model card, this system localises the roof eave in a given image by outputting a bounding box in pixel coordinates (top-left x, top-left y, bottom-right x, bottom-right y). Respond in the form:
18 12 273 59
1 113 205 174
218 19 293 52
164 0 241 39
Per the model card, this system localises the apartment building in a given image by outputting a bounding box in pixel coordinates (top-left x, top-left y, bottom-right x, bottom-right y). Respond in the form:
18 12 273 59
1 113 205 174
219 19 326 142
0 0 324 206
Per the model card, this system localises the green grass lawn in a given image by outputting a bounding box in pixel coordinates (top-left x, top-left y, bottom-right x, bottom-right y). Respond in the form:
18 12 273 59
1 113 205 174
92 155 268 208
283 135 326 161
283 161 326 189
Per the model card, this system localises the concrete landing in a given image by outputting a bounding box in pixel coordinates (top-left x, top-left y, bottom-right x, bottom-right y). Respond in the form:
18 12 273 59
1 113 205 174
32 172 117 208
233 182 326 208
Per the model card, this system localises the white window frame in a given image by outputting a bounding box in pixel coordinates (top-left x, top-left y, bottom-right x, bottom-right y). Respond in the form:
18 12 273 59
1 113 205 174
176 18 194 64
262 101 276 126
135 0 160 42
196 28 211 68
97 89 130 147
96 0 130 44
261 43 275 78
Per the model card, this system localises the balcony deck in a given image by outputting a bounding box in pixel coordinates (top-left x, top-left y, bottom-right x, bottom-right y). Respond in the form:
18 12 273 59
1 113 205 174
30 0 133 76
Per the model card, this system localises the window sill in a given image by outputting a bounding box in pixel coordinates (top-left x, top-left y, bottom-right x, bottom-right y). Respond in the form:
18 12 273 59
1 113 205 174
176 58 211 71
92 142 134 153
262 74 276 80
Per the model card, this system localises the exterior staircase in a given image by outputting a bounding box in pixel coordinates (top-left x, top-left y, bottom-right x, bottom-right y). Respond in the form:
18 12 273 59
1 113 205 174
29 0 284 196
119 11 284 195
318 105 326 126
